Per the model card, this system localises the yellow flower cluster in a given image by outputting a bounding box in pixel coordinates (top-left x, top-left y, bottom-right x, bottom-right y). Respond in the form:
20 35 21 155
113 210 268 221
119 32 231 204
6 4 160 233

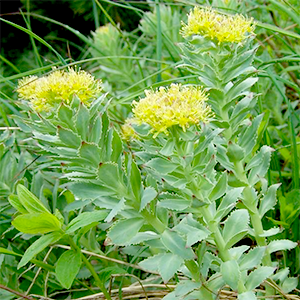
17 68 102 111
121 120 137 141
181 7 255 43
131 84 212 137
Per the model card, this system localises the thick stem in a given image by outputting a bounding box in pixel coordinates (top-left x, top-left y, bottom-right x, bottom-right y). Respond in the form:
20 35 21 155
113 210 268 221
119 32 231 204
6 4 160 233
200 206 231 262
242 185 273 266
141 210 166 234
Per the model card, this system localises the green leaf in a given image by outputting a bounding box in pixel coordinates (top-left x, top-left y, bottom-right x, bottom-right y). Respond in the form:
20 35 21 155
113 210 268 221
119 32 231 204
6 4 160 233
18 231 62 268
105 197 126 223
78 142 102 166
130 160 142 202
89 114 102 144
158 253 184 282
128 231 159 245
279 189 300 226
215 188 243 221
239 247 266 271
221 260 240 290
17 184 49 214
68 181 115 199
108 218 144 246
97 162 125 193
259 227 280 237
140 187 157 212
238 114 263 158
66 210 107 234
55 250 82 289
281 277 299 294
209 172 227 201
0 247 22 257
146 158 178 174
268 240 297 254
8 194 28 214
12 213 62 234
174 215 210 247
223 209 249 249
160 139 175 156
111 130 122 162
57 103 74 129
75 102 89 140
161 229 195 260
246 266 275 290
139 253 163 272
158 193 191 211
259 184 280 217
226 77 258 101
248 146 273 185
238 291 257 300
57 126 81 148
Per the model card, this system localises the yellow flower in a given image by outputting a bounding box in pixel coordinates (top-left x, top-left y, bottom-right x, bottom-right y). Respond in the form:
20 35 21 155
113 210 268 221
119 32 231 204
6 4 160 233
131 84 212 137
17 67 102 111
121 120 137 140
181 7 255 43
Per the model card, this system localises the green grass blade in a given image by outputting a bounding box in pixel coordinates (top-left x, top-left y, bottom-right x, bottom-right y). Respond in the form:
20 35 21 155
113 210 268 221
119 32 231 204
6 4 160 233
0 54 20 73
22 1 43 68
266 70 299 190
0 17 66 65
155 1 162 82
92 0 100 29
256 21 300 40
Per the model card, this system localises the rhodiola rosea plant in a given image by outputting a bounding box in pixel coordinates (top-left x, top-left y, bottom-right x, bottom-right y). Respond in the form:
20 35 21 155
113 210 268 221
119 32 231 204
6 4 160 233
3 5 299 300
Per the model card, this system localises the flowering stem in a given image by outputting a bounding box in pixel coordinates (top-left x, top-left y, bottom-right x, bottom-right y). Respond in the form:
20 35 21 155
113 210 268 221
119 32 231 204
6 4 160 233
242 188 272 266
199 206 231 262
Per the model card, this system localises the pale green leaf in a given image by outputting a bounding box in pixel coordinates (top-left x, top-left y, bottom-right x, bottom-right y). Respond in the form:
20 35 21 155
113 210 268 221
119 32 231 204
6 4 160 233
66 210 107 233
223 209 249 249
268 240 297 254
239 247 266 271
158 253 184 282
221 260 240 290
246 266 275 290
108 218 144 246
146 158 178 174
161 229 195 260
140 187 157 212
259 184 280 217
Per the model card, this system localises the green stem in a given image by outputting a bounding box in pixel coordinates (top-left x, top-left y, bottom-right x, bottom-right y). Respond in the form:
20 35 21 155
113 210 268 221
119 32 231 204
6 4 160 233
68 236 112 300
200 206 231 262
141 210 166 234
242 188 272 266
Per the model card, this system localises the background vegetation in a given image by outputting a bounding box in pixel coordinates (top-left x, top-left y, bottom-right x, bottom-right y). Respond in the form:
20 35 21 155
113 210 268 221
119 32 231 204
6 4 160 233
0 0 299 299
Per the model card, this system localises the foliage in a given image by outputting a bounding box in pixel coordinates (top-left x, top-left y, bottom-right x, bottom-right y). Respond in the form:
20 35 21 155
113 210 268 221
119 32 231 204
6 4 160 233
0 0 300 299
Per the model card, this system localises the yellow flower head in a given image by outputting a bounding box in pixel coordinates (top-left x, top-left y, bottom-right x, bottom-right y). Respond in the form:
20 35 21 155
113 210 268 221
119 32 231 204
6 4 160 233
181 7 255 43
17 67 102 111
121 120 137 141
132 84 212 137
